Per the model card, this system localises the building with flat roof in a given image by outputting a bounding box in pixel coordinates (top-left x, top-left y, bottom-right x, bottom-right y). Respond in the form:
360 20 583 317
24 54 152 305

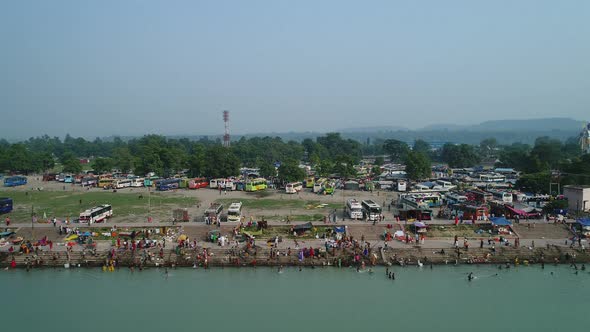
563 185 590 213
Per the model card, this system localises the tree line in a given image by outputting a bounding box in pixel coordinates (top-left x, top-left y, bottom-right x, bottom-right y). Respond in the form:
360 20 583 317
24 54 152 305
0 133 588 193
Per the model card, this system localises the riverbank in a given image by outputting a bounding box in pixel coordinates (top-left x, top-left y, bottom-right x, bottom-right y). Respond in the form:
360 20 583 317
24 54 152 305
3 243 589 270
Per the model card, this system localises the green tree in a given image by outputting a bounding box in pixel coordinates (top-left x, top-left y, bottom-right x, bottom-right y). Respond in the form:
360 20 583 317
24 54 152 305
92 158 114 174
113 147 135 173
412 139 431 156
479 138 498 157
36 152 55 172
515 171 551 194
332 155 357 179
258 160 277 178
7 143 33 173
62 157 82 174
404 151 432 180
204 146 240 178
441 144 480 168
188 144 206 177
278 159 305 183
530 137 563 170
383 139 409 162
374 156 385 166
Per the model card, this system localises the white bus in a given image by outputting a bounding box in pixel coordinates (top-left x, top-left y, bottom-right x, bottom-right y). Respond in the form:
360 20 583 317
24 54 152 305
227 202 242 222
361 200 382 221
435 180 456 190
397 180 407 192
209 178 225 189
489 190 513 203
346 198 363 219
130 177 144 187
285 182 303 194
114 179 132 189
313 178 326 193
445 192 468 205
79 204 112 223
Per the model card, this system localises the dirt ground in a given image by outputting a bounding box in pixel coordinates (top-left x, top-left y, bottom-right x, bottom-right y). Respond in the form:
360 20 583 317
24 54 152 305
3 175 398 225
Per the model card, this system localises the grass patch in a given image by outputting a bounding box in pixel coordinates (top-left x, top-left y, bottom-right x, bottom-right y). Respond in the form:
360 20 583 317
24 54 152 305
243 225 335 240
1 190 198 222
427 224 487 238
215 198 342 210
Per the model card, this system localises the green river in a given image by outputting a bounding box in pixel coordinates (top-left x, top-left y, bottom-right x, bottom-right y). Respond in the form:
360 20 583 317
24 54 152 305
3 265 588 332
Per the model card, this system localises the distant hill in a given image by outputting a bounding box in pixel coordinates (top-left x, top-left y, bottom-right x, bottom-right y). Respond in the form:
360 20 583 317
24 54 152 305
470 118 586 132
418 118 586 132
338 125 408 133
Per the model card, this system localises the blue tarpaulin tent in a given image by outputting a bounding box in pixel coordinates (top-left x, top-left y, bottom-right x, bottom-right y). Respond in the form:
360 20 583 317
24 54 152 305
334 226 346 233
490 217 512 226
577 218 590 227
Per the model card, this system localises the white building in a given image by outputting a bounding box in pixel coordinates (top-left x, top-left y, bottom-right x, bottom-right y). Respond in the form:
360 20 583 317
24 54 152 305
563 185 590 213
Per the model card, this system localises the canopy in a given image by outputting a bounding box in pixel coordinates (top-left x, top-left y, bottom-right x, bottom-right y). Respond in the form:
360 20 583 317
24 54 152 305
178 234 188 241
413 221 427 228
334 226 346 233
577 218 590 227
490 217 512 226
505 205 539 217
0 231 16 238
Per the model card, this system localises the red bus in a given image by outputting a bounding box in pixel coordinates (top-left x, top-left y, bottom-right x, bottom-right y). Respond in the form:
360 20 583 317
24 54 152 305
188 177 209 189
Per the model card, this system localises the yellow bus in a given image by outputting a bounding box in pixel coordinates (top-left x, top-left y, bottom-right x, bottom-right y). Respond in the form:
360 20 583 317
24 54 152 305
245 178 267 192
98 178 115 189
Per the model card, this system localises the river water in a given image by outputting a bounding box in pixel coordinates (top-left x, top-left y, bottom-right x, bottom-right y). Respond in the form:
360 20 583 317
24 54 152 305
3 265 588 332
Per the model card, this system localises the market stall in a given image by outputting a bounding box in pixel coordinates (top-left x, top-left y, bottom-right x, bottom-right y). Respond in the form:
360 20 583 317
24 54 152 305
489 217 513 235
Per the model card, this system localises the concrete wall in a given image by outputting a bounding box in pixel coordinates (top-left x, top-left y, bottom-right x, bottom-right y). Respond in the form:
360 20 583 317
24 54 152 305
563 186 590 213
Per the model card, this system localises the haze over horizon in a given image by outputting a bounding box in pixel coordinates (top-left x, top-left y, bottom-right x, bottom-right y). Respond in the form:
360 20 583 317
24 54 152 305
1 1 589 140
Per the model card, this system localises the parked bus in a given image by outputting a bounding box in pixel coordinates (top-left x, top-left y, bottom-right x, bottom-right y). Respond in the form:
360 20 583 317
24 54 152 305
114 179 132 189
361 200 382 221
488 190 513 203
156 178 181 191
64 175 74 183
450 204 489 221
445 192 468 205
204 203 224 223
346 198 363 219
4 176 27 187
42 173 57 181
81 176 98 187
313 178 326 193
227 202 242 222
466 189 493 203
143 176 159 187
323 181 335 195
79 204 112 223
397 180 407 192
209 178 225 189
305 177 315 189
98 178 115 189
189 177 209 189
0 197 13 214
435 179 456 190
130 177 144 187
285 182 303 194
245 178 267 192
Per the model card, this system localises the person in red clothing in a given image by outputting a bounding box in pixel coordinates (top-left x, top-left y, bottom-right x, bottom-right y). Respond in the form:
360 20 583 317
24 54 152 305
5 216 10 227
10 258 16 268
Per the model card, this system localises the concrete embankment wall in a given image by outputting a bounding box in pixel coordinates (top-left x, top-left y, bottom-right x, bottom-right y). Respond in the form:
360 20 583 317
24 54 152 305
2 246 590 269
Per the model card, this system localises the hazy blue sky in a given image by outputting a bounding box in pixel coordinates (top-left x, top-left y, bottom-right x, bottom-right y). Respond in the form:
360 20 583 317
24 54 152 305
1 0 589 139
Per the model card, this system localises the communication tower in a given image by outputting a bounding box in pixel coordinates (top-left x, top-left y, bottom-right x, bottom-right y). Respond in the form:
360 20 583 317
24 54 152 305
223 110 230 147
